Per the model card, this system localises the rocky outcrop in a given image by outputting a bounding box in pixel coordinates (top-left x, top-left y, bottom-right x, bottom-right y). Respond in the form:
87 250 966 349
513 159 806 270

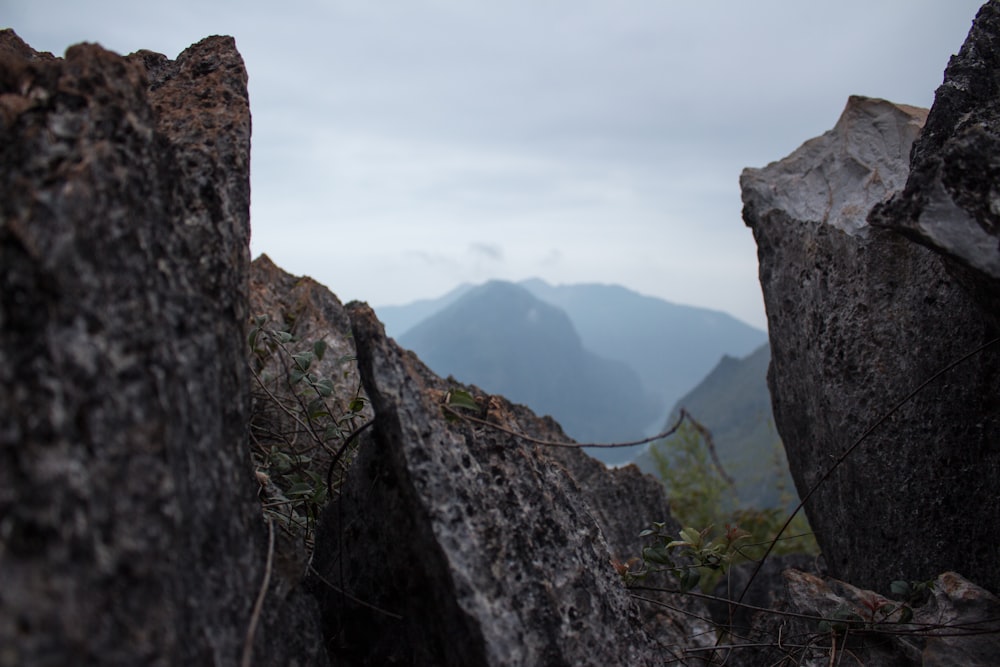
309 302 714 666
871 1 1000 308
773 570 1000 667
742 48 1000 596
248 253 373 516
0 30 318 666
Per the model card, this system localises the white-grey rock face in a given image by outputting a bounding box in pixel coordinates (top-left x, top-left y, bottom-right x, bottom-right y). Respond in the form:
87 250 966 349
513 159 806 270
741 96 926 237
742 90 1000 596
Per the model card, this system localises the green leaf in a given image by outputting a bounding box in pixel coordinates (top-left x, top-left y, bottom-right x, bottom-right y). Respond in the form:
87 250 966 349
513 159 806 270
349 397 366 413
313 339 328 360
642 546 673 566
271 452 293 472
292 352 314 372
638 529 654 538
898 605 913 623
447 389 480 412
276 331 294 344
890 580 911 598
286 482 314 497
679 528 700 546
679 567 700 593
315 378 334 397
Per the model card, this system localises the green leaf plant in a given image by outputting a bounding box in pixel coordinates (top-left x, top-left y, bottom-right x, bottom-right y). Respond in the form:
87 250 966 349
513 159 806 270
247 315 371 552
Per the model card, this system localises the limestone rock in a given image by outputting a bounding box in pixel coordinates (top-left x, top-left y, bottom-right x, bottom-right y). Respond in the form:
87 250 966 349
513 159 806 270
871 1 1000 299
773 569 1000 667
742 93 1000 594
744 95 926 238
309 302 715 666
0 30 318 666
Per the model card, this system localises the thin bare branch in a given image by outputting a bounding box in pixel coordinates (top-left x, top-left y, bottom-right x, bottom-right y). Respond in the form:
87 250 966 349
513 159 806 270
441 405 699 449
241 517 275 667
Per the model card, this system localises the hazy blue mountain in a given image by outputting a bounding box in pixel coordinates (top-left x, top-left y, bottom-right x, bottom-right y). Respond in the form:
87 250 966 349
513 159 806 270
398 281 660 463
376 283 474 339
518 279 767 419
633 343 798 510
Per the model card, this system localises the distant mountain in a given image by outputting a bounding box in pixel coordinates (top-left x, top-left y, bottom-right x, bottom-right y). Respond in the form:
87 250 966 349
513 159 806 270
376 283 474 339
633 343 797 510
398 281 660 462
379 279 767 428
518 279 767 419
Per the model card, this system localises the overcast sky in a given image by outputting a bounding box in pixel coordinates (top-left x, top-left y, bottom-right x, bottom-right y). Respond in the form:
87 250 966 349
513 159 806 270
6 1 986 329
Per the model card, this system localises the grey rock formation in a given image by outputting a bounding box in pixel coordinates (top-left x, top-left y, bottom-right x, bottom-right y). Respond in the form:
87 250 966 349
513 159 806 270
871 1 1000 301
773 569 1000 667
711 567 1000 666
742 93 1000 593
745 95 927 238
310 302 715 666
0 30 320 666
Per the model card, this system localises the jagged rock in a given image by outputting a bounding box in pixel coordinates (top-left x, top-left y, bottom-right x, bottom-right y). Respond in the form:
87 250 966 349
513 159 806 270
871 1 1000 307
770 569 1000 667
309 302 715 666
713 568 1000 666
742 93 1000 594
743 95 927 238
0 31 319 666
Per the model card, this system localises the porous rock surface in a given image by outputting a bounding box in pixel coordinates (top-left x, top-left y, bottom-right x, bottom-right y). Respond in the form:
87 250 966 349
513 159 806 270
742 88 1000 599
309 302 715 666
871 0 1000 300
0 30 321 666
774 570 1000 667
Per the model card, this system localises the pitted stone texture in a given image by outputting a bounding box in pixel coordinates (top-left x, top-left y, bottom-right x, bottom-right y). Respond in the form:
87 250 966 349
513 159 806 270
0 31 318 666
742 95 1000 595
310 302 715 666
773 570 1000 667
871 1 1000 291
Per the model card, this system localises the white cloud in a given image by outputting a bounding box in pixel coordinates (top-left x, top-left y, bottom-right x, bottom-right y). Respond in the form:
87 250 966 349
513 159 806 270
6 0 986 329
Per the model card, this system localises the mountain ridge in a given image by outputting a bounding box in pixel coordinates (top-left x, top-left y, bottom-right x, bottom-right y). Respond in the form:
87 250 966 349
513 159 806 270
377 278 767 443
398 281 661 456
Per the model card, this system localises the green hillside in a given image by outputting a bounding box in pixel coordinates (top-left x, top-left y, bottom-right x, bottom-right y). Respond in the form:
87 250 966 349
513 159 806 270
634 343 798 511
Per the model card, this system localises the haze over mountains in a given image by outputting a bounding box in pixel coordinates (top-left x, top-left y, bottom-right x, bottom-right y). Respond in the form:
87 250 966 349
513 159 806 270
377 279 767 465
633 343 794 510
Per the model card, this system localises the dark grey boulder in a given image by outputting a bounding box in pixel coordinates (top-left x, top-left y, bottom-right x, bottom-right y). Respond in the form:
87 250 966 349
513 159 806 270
871 1 1000 310
309 302 715 666
774 569 1000 667
742 93 1000 594
0 30 322 666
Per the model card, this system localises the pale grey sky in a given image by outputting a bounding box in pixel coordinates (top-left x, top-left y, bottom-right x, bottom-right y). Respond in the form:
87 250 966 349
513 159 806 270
5 1 986 328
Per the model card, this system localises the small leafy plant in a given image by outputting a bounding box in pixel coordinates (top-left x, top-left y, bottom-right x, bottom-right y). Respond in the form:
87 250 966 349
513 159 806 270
247 315 369 550
626 521 753 593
